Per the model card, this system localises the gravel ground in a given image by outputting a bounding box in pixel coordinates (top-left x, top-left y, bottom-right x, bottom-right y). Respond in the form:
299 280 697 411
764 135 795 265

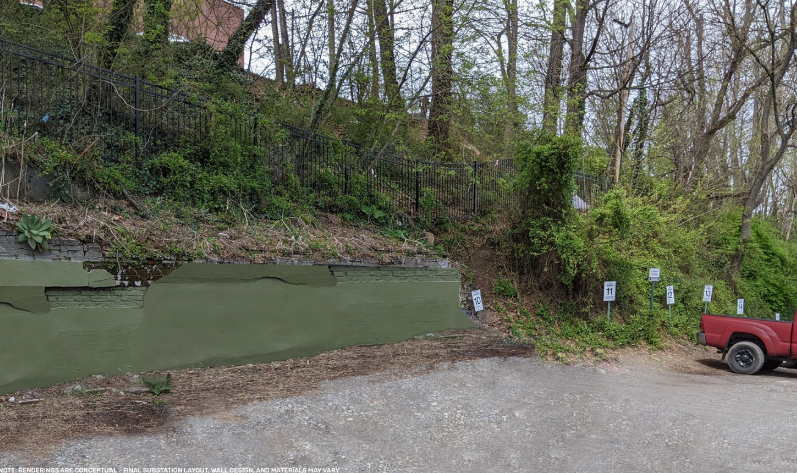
3 352 797 472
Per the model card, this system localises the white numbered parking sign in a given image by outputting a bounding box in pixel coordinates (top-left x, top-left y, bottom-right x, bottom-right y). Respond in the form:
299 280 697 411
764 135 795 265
737 299 744 315
666 285 675 305
604 281 617 302
703 285 713 302
649 268 660 282
471 290 484 312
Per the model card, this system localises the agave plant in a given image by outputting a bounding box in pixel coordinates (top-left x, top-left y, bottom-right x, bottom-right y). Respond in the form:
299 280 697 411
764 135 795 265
16 214 53 251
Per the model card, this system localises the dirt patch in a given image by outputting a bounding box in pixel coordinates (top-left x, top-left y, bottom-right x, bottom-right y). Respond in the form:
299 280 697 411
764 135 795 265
612 340 731 376
0 328 534 456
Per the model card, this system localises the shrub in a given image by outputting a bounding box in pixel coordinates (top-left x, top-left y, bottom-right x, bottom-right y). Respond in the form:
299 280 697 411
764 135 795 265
493 275 518 298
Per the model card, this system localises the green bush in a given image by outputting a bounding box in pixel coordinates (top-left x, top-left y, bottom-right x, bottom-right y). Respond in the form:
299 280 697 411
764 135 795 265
493 275 518 298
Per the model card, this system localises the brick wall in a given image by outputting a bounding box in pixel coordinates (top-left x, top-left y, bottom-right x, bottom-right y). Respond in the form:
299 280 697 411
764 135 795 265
45 287 146 309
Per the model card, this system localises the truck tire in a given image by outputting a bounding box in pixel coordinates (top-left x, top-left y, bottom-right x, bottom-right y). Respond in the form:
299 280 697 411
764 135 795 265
728 342 765 374
761 360 782 371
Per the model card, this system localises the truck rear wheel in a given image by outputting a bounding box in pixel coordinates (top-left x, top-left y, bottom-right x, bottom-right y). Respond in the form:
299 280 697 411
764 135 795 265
727 342 765 374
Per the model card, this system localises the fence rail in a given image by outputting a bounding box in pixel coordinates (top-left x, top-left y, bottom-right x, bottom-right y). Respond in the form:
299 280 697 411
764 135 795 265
0 37 611 219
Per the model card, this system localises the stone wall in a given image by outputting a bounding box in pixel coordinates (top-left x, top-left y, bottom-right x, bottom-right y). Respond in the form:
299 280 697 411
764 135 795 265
0 229 103 262
331 266 459 283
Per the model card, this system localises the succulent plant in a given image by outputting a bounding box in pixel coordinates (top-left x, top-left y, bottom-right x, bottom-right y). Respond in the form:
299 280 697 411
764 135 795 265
16 214 53 251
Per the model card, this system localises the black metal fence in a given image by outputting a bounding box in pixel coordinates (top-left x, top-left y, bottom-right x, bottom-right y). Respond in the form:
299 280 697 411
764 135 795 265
0 37 611 219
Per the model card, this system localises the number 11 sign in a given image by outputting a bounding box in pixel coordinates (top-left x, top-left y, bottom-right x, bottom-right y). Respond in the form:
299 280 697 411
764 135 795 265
604 281 616 321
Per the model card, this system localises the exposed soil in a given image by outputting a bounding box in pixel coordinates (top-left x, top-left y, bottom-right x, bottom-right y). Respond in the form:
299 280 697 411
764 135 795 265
0 328 534 455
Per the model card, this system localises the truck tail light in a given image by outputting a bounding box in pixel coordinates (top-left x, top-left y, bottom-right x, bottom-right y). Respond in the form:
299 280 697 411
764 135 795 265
700 320 704 332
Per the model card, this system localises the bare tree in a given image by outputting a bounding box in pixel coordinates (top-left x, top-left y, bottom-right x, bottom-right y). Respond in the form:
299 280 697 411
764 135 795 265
373 0 403 110
734 0 797 269
542 0 567 135
564 0 610 136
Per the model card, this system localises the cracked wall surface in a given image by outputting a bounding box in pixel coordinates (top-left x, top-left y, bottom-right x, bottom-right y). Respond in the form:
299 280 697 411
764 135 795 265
0 257 472 394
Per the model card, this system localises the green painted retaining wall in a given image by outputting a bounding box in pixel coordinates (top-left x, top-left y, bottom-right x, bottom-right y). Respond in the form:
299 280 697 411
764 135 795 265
0 260 473 394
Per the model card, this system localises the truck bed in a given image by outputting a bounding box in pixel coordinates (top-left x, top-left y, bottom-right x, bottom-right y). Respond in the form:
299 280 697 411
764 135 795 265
701 313 794 357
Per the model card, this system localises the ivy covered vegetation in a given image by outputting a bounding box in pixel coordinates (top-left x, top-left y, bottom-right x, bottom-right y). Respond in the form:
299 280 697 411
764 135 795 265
3 1 797 358
459 137 797 357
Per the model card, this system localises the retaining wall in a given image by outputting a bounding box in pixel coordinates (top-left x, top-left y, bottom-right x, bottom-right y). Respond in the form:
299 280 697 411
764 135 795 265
0 230 473 394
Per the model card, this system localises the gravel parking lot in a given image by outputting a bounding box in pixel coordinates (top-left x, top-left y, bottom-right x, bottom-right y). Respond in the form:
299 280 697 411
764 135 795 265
3 346 797 472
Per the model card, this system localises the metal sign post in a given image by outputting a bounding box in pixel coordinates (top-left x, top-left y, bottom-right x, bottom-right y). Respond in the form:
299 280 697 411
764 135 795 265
648 268 660 312
604 281 617 321
666 285 675 327
703 285 713 314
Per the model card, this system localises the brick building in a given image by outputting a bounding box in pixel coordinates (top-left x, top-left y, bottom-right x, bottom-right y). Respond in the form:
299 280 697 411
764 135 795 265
19 0 244 56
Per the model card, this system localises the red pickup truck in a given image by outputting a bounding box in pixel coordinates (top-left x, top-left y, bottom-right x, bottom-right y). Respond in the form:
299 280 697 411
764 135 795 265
697 313 797 374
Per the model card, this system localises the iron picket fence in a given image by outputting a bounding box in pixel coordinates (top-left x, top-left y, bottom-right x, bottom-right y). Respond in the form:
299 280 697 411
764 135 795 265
0 37 611 219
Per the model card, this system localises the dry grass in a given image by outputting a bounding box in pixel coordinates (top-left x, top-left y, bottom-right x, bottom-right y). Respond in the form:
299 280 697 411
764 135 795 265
5 199 438 264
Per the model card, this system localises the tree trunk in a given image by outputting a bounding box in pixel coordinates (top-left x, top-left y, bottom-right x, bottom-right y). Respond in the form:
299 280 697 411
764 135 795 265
100 0 135 69
271 3 283 85
612 16 634 184
142 0 173 56
542 0 566 135
373 0 402 110
277 0 293 86
216 0 275 70
786 193 797 240
429 0 455 156
564 0 588 137
327 0 336 75
309 0 360 135
367 0 380 100
502 0 519 158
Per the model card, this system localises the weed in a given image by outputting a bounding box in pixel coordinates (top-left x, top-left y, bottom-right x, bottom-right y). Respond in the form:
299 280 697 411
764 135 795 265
360 204 385 223
493 275 518 298
555 352 572 365
382 228 409 240
141 374 172 395
16 214 53 251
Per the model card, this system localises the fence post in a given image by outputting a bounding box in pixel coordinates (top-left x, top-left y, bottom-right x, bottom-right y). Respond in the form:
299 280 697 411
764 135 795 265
134 76 141 160
414 160 420 214
472 161 479 215
344 161 350 195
